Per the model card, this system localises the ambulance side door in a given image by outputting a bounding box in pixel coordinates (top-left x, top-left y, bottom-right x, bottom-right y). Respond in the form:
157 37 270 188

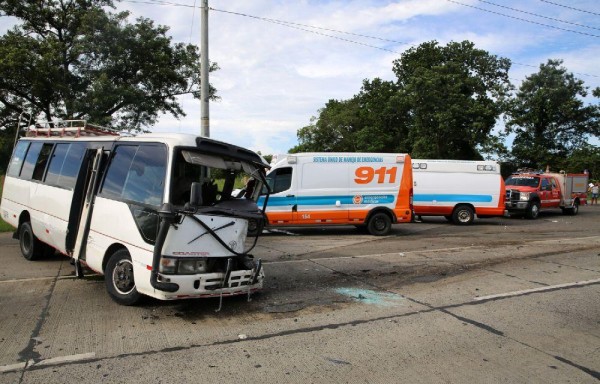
264 166 297 224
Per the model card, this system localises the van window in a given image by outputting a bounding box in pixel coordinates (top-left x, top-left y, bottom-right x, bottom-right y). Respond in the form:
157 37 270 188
266 167 292 194
7 141 30 177
101 145 167 206
45 143 86 189
32 143 54 181
20 142 44 180
541 178 550 191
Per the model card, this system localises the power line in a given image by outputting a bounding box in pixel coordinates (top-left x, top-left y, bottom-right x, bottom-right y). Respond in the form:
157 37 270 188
210 7 404 54
446 0 600 38
540 0 600 17
477 0 600 31
118 1 600 79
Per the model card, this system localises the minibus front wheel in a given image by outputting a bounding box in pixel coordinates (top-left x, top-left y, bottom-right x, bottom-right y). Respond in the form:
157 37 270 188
105 249 142 306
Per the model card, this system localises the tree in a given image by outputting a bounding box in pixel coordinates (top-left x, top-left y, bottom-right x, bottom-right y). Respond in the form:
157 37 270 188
0 0 217 171
392 40 512 159
506 59 599 169
291 41 512 159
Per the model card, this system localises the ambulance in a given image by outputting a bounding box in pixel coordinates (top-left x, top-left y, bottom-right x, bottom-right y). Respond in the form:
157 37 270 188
255 153 413 235
412 159 505 224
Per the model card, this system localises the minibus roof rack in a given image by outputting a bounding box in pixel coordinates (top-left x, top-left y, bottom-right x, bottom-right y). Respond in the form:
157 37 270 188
26 120 121 137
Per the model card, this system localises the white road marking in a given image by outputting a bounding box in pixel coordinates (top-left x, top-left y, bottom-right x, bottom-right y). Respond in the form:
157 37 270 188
29 352 96 367
0 362 26 373
473 278 600 301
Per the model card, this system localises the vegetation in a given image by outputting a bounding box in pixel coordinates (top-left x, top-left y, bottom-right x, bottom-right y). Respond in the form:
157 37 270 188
293 41 599 174
0 0 218 173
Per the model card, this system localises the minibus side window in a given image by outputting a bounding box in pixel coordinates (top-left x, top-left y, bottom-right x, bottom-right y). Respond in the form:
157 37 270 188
32 143 54 181
45 143 69 186
121 145 167 206
101 145 167 206
20 142 44 180
7 141 30 177
58 143 86 189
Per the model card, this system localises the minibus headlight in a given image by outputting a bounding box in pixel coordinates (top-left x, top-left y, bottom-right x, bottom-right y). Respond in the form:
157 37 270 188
519 192 530 201
178 260 197 274
195 259 208 273
159 258 177 274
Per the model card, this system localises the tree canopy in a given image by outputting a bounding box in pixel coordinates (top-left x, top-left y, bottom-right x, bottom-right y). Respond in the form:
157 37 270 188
292 41 512 159
506 59 599 169
0 0 218 171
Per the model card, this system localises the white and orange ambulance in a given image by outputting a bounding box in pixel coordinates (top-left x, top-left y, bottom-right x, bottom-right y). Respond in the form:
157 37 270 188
412 159 506 224
257 153 413 235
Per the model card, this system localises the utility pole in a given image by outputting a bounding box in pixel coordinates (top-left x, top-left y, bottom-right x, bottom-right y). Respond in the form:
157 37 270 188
200 0 209 137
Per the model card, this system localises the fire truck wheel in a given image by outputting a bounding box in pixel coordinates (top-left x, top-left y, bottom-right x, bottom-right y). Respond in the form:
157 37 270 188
105 249 142 306
452 205 474 225
367 212 392 236
525 202 540 219
19 221 43 261
563 202 579 216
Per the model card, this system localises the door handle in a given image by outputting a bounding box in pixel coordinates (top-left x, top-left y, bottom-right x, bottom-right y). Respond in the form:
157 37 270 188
286 194 295 197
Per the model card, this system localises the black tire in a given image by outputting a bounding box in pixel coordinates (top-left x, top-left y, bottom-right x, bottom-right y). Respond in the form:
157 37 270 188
367 212 392 236
105 249 142 306
525 201 540 220
452 205 474 225
567 202 579 216
19 221 43 261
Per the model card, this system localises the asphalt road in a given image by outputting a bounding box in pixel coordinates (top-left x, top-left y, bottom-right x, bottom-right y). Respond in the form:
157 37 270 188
0 206 599 383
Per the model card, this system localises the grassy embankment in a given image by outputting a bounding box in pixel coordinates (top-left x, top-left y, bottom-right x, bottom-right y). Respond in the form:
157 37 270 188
0 175 15 232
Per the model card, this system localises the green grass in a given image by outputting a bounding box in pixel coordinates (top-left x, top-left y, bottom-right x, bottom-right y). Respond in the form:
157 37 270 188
0 175 15 233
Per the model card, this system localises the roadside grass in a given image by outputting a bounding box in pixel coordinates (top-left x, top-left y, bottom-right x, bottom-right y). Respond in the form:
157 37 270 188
0 175 15 233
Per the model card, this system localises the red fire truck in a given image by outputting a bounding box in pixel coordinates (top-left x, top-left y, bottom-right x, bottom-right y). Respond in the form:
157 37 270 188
504 170 588 219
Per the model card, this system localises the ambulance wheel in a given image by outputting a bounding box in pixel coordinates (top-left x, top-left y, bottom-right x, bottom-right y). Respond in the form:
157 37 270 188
452 205 474 225
525 202 540 219
105 249 141 306
367 212 391 236
19 221 44 261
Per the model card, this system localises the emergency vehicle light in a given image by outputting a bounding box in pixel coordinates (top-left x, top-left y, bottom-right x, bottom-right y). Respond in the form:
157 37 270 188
477 165 496 172
287 156 297 164
396 155 405 163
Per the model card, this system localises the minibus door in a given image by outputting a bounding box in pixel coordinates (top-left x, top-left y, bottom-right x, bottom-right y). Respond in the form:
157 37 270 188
71 148 104 276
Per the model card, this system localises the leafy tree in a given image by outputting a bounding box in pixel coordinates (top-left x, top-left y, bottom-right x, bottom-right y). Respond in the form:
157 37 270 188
392 40 512 159
0 0 217 172
506 59 599 169
292 41 512 159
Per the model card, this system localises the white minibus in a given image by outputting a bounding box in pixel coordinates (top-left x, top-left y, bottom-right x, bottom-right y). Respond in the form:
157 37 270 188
1 121 270 305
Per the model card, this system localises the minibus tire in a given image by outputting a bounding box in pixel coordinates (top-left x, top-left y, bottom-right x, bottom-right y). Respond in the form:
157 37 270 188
105 249 142 306
452 205 474 225
19 221 43 261
367 212 391 236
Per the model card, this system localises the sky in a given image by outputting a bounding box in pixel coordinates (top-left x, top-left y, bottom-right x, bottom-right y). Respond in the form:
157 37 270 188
2 0 600 155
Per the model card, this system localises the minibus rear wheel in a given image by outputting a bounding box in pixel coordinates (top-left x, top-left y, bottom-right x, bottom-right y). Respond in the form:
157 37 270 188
105 249 142 306
19 221 43 261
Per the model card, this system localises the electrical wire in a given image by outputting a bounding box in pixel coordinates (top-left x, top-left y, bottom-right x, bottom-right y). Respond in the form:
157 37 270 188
540 0 600 17
477 0 600 31
446 0 600 38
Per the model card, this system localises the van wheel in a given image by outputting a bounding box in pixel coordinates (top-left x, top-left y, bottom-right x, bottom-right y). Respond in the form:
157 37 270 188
105 249 141 306
367 212 391 236
525 202 540 219
452 205 474 225
19 221 43 261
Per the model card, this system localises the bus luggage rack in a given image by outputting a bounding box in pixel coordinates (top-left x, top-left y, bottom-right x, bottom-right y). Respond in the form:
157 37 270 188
26 120 121 137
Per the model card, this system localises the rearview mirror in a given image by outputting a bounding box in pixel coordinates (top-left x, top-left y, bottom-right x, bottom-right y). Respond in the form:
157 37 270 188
190 182 203 206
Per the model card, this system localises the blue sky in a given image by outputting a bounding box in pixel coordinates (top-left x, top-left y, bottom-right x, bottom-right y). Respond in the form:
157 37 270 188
2 0 599 155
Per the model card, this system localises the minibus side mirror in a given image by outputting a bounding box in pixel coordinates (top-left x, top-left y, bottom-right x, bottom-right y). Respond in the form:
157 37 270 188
190 182 203 206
